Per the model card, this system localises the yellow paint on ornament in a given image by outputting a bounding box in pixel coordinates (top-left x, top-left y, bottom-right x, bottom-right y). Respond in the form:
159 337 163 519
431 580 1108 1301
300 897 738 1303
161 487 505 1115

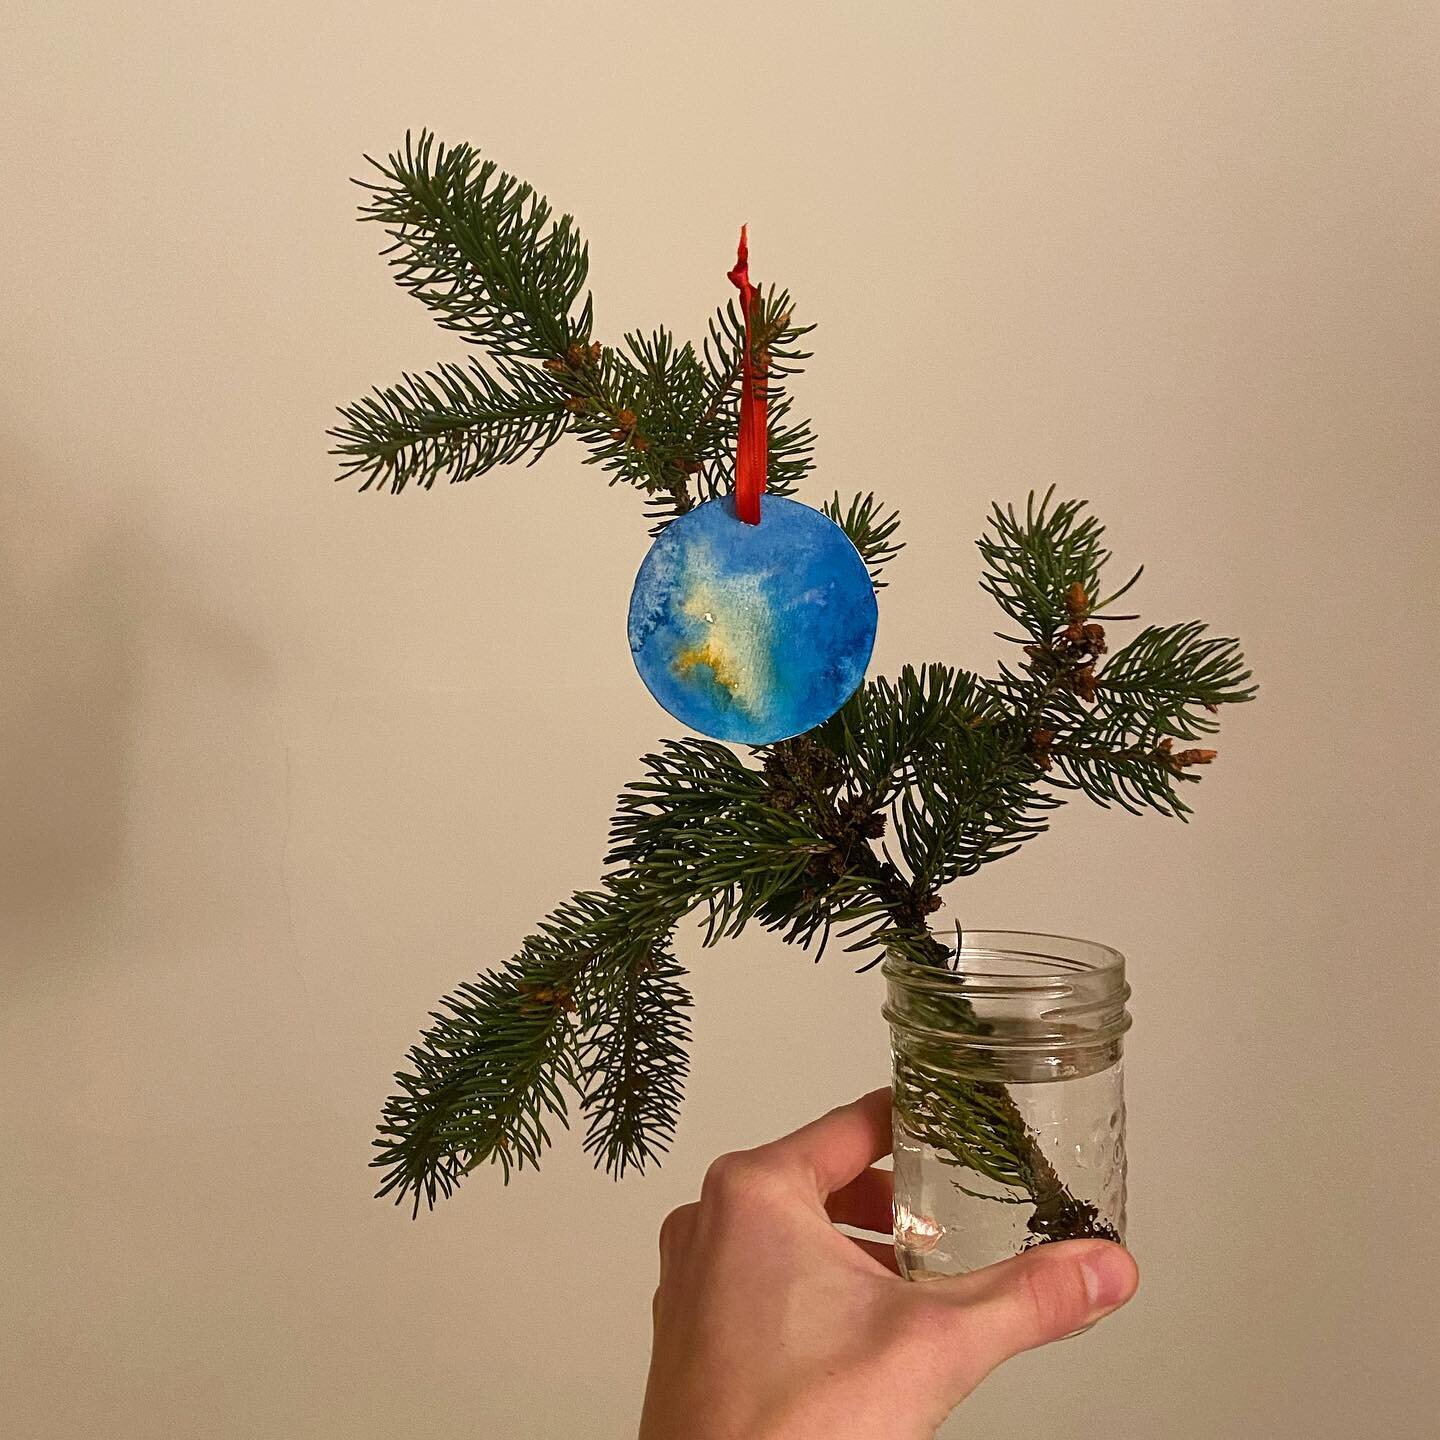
674 637 742 694
670 541 777 722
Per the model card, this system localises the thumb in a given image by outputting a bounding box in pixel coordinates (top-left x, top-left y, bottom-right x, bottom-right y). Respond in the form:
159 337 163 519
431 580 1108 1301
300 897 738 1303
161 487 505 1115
911 1240 1139 1394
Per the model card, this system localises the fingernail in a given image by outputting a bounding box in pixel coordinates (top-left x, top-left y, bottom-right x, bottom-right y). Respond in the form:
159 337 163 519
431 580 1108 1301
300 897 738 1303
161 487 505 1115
1080 1246 1134 1313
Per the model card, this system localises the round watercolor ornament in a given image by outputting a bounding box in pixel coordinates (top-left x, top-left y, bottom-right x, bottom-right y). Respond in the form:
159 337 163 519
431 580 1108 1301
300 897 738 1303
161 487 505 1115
627 494 879 745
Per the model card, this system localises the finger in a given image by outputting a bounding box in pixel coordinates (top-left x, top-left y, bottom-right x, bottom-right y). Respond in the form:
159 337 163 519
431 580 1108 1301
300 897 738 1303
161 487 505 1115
911 1241 1139 1391
825 1164 894 1232
756 1088 892 1197
845 1233 901 1274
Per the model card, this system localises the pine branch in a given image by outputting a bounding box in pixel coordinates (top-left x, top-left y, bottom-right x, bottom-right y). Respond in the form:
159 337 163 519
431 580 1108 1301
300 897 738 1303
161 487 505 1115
607 737 833 945
815 665 990 809
748 733 1100 1238
892 716 1057 889
357 130 592 359
976 487 1142 644
372 879 691 1211
1030 618 1250 818
560 332 713 526
700 289 814 406
1047 733 1206 819
373 928 585 1214
343 135 816 523
690 289 817 505
892 1050 1040 1191
579 948 692 1178
696 393 816 504
371 490 1254 1214
376 739 828 1209
345 136 1257 1230
1086 620 1255 742
330 357 569 493
824 491 904 588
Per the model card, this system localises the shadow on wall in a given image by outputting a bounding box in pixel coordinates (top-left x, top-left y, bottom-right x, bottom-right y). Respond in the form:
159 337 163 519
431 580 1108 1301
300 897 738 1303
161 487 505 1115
0 441 271 951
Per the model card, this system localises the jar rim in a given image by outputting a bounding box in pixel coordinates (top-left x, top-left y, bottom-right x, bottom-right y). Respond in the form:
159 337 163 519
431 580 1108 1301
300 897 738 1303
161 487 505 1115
882 929 1125 987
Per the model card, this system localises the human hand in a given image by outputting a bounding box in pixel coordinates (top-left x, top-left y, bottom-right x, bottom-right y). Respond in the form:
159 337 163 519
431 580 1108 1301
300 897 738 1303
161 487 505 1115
638 1088 1138 1440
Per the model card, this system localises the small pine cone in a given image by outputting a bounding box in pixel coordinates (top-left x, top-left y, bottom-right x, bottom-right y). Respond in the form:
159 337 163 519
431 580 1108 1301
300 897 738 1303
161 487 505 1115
781 736 816 780
616 408 638 430
1066 581 1090 619
860 813 887 839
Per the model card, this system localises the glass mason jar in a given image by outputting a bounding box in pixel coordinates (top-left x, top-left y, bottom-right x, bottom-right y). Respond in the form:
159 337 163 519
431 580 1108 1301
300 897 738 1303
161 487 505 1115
883 931 1131 1281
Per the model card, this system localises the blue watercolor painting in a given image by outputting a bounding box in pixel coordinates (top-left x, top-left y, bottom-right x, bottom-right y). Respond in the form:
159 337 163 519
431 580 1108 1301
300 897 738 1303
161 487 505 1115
627 495 879 745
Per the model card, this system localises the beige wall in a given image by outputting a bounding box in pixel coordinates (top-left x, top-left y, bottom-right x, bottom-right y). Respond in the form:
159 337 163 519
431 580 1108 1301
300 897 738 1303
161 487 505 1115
3 3 1436 1436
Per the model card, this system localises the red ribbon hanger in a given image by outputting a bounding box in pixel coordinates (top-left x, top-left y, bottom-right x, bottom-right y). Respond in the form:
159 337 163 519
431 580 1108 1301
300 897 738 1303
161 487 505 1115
726 226 768 525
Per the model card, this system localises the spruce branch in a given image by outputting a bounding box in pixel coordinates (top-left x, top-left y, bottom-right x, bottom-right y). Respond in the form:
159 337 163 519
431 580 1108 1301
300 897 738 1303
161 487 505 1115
374 934 583 1214
813 664 986 808
541 295 815 527
977 488 1143 644
374 740 832 1210
373 881 685 1212
579 948 693 1178
824 491 904 588
607 737 836 945
1046 733 1218 819
338 130 816 524
331 357 569 493
1083 619 1254 742
690 289 817 505
357 130 592 359
370 491 1253 1214
343 135 1255 1231
891 716 1056 889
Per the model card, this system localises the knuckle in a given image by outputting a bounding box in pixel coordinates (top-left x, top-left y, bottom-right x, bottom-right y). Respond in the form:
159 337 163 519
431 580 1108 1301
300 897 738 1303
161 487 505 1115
699 1150 770 1207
